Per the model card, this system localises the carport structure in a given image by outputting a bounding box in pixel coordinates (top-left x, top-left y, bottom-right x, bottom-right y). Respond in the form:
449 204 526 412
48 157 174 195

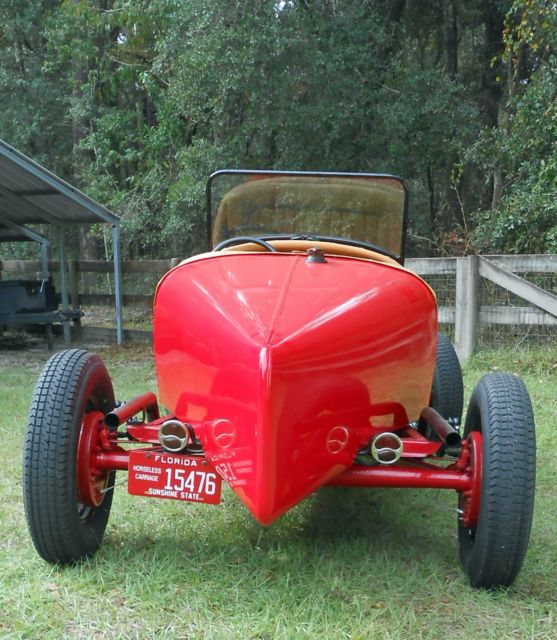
0 139 123 343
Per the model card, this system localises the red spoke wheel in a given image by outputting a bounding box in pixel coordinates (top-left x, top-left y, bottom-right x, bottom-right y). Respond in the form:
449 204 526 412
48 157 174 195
23 350 115 564
458 373 536 588
458 431 482 530
77 411 112 508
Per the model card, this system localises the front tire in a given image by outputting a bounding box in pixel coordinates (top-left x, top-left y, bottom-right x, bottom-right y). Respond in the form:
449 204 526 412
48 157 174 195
458 373 536 588
23 349 115 564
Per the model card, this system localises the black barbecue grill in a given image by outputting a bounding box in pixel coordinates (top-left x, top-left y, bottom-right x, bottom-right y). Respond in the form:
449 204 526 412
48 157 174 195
0 279 82 347
0 138 122 345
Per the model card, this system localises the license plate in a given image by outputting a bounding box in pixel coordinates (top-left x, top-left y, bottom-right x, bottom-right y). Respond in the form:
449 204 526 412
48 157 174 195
128 449 222 504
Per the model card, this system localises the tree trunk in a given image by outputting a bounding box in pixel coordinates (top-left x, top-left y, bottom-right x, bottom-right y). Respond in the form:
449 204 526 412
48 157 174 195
479 4 505 128
427 164 436 252
442 0 458 79
491 170 503 210
385 0 407 27
11 28 27 78
72 0 101 262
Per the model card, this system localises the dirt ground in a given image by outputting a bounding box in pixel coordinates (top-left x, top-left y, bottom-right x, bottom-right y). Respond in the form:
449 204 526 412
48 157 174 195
0 330 152 373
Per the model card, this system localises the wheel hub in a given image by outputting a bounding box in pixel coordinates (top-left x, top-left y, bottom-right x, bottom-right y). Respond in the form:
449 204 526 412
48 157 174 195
77 411 110 507
459 431 482 529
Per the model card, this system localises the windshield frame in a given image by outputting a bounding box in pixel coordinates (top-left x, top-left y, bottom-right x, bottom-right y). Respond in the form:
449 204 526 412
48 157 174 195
206 169 409 263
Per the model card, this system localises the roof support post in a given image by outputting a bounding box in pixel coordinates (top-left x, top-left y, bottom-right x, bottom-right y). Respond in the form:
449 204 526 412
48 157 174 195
58 225 70 344
39 237 49 280
112 224 123 344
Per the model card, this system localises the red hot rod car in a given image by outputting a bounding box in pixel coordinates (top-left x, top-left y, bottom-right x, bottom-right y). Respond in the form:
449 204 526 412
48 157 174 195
22 171 536 588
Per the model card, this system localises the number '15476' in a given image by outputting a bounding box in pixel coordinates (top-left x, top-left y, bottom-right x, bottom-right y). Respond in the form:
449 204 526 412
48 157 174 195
164 469 217 494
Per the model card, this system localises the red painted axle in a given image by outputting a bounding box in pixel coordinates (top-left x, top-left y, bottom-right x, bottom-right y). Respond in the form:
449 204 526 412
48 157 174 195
95 451 130 471
328 463 471 491
95 449 471 492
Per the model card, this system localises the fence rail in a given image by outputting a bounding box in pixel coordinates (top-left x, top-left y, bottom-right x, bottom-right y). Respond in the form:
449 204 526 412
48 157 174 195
2 254 556 359
406 254 557 360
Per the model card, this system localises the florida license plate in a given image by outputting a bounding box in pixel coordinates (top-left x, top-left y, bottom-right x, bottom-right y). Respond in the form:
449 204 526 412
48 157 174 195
128 449 222 504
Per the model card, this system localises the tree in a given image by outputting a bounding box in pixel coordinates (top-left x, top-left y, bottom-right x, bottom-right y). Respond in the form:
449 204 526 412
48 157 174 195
473 0 557 253
1 0 552 260
0 0 71 173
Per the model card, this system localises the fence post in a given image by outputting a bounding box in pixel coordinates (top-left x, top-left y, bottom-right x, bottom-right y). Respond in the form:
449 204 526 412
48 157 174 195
454 255 479 363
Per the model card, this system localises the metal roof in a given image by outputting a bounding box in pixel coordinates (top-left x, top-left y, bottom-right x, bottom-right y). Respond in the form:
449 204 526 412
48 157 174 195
0 140 123 344
0 222 33 242
0 139 119 227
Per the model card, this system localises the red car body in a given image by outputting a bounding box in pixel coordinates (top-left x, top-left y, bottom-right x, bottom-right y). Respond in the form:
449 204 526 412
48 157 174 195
154 249 437 524
23 170 536 589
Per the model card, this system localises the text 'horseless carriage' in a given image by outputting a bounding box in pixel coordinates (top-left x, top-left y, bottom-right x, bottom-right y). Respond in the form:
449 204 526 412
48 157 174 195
22 171 536 588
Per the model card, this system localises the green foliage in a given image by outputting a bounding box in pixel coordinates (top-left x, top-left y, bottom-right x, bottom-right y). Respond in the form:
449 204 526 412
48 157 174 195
0 0 553 258
473 0 557 254
0 1 71 173
378 61 479 251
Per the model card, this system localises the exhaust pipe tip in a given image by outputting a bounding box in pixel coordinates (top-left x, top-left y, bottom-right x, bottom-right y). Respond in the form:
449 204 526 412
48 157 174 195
444 431 461 448
158 419 190 452
104 411 121 430
371 432 403 465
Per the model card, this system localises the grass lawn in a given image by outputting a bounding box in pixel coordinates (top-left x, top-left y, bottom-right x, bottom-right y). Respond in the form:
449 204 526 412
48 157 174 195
0 342 556 639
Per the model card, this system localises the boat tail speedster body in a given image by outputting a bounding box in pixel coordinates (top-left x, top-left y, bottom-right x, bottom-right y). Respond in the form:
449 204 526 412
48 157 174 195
23 171 536 589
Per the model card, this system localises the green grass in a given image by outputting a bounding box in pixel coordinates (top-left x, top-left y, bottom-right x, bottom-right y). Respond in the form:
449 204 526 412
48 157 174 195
1 343 556 639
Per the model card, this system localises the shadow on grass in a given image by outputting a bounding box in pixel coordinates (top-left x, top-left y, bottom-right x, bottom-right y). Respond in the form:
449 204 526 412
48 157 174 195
39 480 555 622
87 485 463 588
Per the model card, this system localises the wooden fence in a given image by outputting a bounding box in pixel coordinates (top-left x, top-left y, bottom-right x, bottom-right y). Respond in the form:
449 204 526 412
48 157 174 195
406 254 557 361
0 258 180 309
2 254 556 360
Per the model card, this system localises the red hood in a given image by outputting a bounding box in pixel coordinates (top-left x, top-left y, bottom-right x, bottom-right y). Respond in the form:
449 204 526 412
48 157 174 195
154 252 437 524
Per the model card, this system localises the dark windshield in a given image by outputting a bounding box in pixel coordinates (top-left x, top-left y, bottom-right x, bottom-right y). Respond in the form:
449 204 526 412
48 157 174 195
207 171 407 260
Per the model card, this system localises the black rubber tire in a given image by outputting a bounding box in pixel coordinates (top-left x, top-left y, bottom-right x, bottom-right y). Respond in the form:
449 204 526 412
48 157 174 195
430 333 464 425
22 349 115 564
458 373 536 588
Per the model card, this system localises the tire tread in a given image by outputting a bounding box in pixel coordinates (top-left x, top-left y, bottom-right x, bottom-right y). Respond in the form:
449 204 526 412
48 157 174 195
460 372 535 588
22 349 114 563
